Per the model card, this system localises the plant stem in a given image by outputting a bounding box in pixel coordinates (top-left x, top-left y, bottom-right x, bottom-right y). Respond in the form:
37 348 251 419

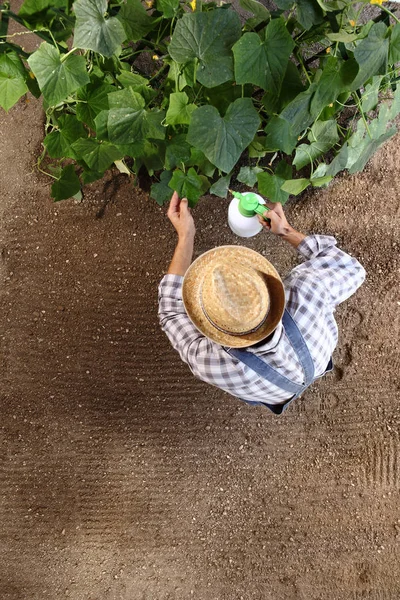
295 50 311 85
380 4 400 24
60 47 78 61
352 92 371 139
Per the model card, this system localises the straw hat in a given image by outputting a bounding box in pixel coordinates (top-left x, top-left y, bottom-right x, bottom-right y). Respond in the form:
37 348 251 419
182 246 285 348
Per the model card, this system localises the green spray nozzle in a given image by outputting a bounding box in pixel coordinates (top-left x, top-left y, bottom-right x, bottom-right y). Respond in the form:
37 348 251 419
229 190 269 219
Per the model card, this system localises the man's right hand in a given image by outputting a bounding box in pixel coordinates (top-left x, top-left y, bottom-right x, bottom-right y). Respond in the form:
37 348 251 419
257 202 306 248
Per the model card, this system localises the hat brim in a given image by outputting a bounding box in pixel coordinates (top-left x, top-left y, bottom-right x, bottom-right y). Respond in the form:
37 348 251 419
182 246 285 348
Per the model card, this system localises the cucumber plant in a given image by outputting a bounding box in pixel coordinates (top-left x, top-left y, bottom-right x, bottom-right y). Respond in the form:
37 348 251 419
0 0 399 204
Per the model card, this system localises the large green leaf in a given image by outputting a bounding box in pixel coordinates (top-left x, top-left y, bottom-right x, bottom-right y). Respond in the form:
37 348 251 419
281 178 310 195
150 170 173 206
71 138 124 171
361 75 382 113
389 23 400 64
107 87 148 144
233 18 294 98
168 167 209 206
310 56 358 118
117 0 155 43
257 171 290 204
296 0 324 30
209 174 232 198
73 0 126 58
157 0 180 18
239 0 270 27
51 164 81 201
280 84 316 135
0 52 28 111
237 166 262 187
294 119 339 169
264 115 297 154
44 114 87 158
187 98 259 173
351 22 389 90
76 81 115 129
164 134 191 170
166 92 197 125
168 10 241 88
28 43 90 105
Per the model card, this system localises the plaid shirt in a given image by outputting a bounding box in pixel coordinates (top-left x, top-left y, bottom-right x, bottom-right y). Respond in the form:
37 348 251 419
158 235 365 406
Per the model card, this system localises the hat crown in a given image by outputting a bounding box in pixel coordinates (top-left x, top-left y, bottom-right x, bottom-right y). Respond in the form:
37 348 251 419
201 262 270 335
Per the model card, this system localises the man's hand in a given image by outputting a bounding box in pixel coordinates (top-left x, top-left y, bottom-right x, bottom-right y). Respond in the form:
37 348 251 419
167 191 195 240
257 202 306 248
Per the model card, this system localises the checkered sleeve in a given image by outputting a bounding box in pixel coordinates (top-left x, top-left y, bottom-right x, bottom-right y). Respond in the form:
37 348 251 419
288 235 366 306
158 274 266 395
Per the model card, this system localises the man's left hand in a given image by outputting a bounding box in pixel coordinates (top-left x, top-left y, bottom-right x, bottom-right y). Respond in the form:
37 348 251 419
167 192 196 240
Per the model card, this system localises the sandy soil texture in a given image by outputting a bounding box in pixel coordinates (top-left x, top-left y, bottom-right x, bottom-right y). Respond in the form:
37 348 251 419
1 20 400 600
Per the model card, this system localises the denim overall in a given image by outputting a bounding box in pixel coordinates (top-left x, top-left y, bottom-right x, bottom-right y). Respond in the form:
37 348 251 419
227 310 333 415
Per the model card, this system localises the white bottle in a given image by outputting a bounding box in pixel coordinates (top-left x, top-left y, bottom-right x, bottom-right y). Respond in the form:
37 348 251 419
228 192 266 238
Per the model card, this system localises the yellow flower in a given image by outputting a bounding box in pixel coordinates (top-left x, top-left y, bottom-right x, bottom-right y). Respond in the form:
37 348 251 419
349 19 356 26
190 0 196 10
152 54 159 60
328 103 334 107
145 0 154 6
326 47 331 54
370 0 386 4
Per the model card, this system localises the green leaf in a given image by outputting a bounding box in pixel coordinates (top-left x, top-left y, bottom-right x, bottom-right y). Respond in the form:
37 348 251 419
264 115 297 154
281 178 310 195
352 22 389 90
187 97 260 173
233 18 294 98
51 164 81 201
187 147 216 178
348 129 395 174
168 167 208 206
76 81 115 129
166 92 197 125
210 174 231 198
0 52 28 111
107 88 148 144
326 143 348 177
296 0 324 31
157 0 179 18
44 114 87 158
237 166 263 187
117 0 155 43
204 81 250 115
257 172 290 204
71 138 124 171
164 134 191 170
239 0 270 27
169 9 242 88
294 119 339 169
280 84 316 136
116 71 155 104
81 168 105 184
277 60 306 111
310 56 358 118
73 0 126 57
150 170 173 205
389 23 400 64
248 136 268 158
28 43 90 105
361 76 382 113
311 174 332 187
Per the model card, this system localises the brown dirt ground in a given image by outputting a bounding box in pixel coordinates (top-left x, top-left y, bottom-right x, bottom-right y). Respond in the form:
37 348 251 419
1 10 400 600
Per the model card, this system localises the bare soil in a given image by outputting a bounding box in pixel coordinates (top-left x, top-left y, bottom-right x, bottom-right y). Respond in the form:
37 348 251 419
1 27 400 600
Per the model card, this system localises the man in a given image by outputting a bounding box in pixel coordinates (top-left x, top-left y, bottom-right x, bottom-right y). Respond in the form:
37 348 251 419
158 192 365 414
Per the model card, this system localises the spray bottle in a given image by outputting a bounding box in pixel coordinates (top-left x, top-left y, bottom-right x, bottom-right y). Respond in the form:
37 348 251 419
228 190 270 238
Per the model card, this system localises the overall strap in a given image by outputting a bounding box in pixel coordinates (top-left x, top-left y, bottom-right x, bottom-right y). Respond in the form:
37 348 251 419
227 310 315 394
281 310 315 385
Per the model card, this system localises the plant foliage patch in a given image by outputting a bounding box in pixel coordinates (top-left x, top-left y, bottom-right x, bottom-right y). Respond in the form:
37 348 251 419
0 0 399 204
